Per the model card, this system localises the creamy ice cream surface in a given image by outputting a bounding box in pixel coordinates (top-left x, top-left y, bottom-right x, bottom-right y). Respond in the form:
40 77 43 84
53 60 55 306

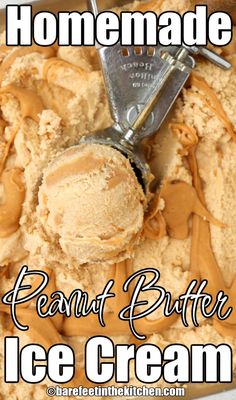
38 143 146 264
0 0 236 399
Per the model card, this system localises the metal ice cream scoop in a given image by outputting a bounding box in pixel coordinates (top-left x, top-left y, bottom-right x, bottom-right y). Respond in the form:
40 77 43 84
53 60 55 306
81 0 231 191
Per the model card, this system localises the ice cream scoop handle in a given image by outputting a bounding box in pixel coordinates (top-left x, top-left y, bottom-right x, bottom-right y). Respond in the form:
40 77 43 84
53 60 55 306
123 48 189 145
87 0 99 15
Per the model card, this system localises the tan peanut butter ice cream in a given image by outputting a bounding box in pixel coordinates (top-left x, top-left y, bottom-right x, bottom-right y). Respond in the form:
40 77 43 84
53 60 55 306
0 0 236 399
38 143 146 264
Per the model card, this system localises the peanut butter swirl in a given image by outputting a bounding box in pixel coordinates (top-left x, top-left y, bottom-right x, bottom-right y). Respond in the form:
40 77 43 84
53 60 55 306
188 73 236 142
43 57 87 82
134 0 164 12
0 85 44 122
0 168 25 238
171 123 236 336
0 45 57 84
0 83 44 237
144 180 224 240
0 119 24 237
144 197 167 240
0 122 17 175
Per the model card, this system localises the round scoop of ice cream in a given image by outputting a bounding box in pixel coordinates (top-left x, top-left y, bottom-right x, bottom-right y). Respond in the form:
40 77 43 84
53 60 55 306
38 143 146 264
